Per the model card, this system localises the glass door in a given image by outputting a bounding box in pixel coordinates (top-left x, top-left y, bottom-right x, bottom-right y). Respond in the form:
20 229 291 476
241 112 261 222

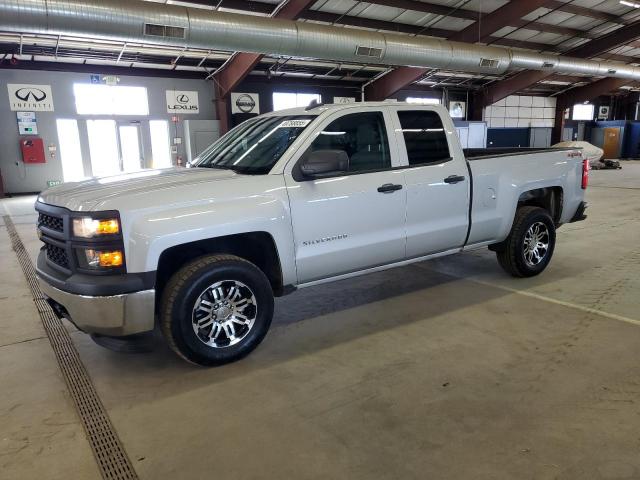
86 119 120 177
118 123 143 172
86 120 144 176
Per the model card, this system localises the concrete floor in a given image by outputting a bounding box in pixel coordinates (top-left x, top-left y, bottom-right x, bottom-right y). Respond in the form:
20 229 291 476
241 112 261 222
1 163 640 480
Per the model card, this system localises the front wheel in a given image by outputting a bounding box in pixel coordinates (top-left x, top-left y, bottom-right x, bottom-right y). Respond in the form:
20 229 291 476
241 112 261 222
495 206 556 277
160 254 274 366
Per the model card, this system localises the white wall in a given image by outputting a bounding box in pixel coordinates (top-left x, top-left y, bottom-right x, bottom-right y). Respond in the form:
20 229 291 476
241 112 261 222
484 95 556 128
0 68 218 193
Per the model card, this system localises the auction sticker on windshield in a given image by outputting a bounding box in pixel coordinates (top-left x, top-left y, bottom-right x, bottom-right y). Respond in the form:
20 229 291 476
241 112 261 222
278 119 311 128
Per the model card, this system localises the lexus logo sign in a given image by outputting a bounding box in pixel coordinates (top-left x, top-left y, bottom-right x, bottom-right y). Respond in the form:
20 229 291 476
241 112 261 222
166 90 199 114
231 93 260 114
8 84 55 111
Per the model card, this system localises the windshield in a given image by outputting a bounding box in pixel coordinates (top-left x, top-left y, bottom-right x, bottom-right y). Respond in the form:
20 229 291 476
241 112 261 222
193 115 315 174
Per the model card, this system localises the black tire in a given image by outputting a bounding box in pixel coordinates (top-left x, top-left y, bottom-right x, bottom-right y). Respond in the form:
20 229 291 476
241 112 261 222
495 206 556 278
160 254 274 366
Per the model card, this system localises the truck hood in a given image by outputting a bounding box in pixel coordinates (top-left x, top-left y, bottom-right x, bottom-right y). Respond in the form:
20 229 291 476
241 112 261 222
38 167 239 211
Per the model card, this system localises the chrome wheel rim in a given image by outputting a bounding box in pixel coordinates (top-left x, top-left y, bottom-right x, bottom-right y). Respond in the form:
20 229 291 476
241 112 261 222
523 221 550 267
192 280 257 348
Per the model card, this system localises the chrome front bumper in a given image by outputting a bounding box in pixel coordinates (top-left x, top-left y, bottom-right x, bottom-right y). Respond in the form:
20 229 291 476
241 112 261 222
37 275 155 336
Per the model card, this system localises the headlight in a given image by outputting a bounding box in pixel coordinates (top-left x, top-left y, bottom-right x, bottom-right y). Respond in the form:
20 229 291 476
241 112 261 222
73 217 120 238
78 249 124 269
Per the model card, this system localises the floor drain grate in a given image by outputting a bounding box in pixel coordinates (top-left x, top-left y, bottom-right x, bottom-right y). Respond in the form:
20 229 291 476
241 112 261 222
4 216 138 480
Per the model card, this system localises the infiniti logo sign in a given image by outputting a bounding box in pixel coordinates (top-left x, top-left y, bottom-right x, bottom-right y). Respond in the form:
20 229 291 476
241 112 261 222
7 84 55 111
15 87 47 102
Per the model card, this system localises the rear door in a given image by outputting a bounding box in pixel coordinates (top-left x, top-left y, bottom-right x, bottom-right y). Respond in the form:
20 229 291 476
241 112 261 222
284 107 407 283
390 107 470 258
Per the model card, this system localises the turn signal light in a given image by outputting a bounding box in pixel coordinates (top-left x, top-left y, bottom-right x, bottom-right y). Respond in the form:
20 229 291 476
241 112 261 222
95 219 120 235
84 249 124 268
99 250 123 267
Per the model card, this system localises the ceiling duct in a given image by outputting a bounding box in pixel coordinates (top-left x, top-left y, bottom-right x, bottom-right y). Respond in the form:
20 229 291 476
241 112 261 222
0 0 639 81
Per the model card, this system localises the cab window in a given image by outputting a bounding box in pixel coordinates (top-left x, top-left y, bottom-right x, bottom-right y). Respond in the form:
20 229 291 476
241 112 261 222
303 111 391 173
397 110 451 165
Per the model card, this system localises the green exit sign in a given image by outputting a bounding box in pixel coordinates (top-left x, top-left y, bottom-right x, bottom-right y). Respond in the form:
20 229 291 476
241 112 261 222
47 180 62 187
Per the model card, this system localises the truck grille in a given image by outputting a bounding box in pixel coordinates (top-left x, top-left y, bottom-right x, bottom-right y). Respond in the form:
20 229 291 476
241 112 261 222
38 212 64 233
45 243 70 269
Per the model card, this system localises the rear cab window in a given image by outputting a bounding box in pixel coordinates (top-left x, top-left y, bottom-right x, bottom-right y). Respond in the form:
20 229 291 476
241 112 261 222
396 110 452 166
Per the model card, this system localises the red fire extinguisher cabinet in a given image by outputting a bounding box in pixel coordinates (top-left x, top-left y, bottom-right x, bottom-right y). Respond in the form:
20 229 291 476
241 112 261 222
20 138 46 164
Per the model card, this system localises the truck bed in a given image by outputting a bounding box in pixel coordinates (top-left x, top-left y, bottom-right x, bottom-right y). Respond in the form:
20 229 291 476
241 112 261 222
464 147 579 160
465 146 584 247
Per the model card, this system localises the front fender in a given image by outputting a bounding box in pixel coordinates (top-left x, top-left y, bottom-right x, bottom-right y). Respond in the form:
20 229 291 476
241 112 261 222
121 193 297 286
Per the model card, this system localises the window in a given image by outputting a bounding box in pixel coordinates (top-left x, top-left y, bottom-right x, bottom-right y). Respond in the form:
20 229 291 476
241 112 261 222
150 120 172 168
398 110 450 165
56 119 85 182
406 97 440 105
572 104 595 121
304 112 391 173
73 84 149 115
273 92 321 111
194 115 314 174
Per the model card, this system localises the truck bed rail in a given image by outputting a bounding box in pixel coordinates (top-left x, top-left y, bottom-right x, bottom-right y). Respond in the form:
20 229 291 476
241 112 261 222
464 147 580 160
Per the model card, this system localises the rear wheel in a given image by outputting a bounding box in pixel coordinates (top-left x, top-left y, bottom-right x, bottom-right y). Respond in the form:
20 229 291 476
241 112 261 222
495 206 556 277
160 254 274 366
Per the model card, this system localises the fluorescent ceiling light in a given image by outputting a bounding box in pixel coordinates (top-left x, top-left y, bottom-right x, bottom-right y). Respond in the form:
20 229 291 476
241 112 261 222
620 0 640 8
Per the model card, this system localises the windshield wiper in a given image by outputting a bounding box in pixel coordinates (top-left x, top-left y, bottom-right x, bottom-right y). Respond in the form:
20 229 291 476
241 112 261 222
199 163 238 171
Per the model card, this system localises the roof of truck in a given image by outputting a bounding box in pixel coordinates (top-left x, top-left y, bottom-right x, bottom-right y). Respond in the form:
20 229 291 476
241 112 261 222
265 100 446 117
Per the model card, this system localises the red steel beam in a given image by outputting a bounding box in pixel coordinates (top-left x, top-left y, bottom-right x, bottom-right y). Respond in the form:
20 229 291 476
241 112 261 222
304 11 576 53
544 0 628 24
364 67 430 103
560 77 631 106
369 0 631 25
448 0 551 44
214 0 315 97
551 77 630 143
214 0 315 133
181 0 617 32
566 21 640 58
365 0 553 101
475 18 640 119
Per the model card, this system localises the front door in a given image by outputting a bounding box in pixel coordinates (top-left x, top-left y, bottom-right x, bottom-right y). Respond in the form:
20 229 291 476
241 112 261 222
603 127 620 159
391 107 470 258
285 108 407 283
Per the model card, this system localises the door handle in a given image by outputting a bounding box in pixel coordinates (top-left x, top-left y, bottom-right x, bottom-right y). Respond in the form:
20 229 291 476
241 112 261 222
444 175 466 184
377 183 403 193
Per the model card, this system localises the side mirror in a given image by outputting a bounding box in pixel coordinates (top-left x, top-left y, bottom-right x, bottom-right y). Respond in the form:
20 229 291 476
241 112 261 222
300 150 349 178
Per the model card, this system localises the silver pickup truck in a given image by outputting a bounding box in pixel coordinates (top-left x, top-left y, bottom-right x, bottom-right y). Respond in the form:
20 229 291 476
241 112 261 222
35 102 588 365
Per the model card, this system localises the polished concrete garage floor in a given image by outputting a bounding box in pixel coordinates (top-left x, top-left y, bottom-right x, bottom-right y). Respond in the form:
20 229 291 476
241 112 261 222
1 163 640 480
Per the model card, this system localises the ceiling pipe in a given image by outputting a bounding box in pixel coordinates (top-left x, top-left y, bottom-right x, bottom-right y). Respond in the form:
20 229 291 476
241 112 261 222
1 0 639 81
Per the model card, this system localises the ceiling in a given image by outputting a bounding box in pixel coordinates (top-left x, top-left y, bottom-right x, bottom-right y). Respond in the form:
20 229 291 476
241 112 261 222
1 0 640 96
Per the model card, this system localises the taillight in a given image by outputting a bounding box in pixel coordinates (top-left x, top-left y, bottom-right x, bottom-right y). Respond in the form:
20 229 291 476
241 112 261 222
581 158 589 189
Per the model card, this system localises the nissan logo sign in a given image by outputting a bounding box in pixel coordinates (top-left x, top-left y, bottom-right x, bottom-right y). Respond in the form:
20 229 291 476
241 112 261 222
235 94 256 113
15 87 47 102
